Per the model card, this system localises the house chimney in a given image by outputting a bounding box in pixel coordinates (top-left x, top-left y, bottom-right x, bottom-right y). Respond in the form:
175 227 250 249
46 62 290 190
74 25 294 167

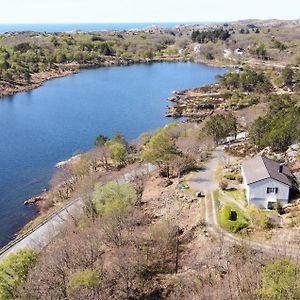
279 163 284 173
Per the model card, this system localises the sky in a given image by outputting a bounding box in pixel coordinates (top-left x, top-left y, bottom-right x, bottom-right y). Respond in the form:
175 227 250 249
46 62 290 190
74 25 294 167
0 0 299 24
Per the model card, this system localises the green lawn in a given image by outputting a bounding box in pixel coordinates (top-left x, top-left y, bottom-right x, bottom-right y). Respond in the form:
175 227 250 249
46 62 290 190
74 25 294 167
214 193 248 234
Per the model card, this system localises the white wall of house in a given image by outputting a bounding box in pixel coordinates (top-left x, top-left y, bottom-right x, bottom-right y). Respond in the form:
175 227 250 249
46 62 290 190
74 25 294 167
241 165 250 200
248 178 290 209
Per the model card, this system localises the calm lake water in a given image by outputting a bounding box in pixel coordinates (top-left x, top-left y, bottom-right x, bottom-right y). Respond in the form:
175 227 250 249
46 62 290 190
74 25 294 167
0 62 226 247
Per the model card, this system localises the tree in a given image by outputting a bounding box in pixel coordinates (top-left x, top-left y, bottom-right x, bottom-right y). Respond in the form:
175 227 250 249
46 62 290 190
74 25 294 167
92 182 137 245
254 44 268 60
112 131 127 145
0 249 38 300
281 66 294 88
259 259 300 300
92 181 137 213
205 113 237 144
272 39 286 51
132 172 148 206
94 134 108 147
225 112 238 139
72 157 90 178
249 95 300 151
67 269 101 298
141 127 177 178
109 142 128 167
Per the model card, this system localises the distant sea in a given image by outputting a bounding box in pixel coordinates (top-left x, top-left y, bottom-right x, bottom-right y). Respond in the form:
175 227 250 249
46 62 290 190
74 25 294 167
0 23 211 33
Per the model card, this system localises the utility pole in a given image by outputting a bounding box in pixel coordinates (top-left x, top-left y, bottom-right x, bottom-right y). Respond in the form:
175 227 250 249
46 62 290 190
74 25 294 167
175 225 180 273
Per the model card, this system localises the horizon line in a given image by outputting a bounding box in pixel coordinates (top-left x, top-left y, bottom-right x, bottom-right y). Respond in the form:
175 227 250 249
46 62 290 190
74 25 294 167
0 18 299 25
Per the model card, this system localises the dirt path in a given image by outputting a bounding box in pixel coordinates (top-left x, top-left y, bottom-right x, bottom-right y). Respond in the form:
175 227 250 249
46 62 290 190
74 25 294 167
220 191 247 212
188 146 226 193
189 147 300 258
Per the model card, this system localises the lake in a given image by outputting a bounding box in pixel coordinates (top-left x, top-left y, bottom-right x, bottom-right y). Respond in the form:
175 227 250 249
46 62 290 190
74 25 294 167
0 62 226 247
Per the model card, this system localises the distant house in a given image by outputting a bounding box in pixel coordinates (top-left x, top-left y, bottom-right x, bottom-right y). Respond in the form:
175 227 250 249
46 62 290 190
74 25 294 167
235 47 244 55
194 44 201 53
223 49 232 59
241 156 294 209
178 48 185 55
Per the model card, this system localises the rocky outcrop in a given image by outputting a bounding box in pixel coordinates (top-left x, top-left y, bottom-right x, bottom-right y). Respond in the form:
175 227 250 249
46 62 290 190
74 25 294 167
165 86 231 121
24 195 46 206
56 154 81 169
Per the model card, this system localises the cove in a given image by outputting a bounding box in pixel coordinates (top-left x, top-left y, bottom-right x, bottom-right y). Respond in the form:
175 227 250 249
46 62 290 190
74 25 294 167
0 62 226 247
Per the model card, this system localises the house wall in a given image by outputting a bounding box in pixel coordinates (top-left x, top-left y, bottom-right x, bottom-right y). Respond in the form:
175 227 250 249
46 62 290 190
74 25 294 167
241 165 250 203
248 178 290 209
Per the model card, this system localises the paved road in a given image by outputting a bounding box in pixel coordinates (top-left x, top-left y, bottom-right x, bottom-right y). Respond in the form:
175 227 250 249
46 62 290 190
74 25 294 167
189 146 226 192
0 163 154 260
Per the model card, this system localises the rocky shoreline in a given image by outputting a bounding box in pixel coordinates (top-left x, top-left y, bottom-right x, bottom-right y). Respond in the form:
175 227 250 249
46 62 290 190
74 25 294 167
0 56 228 99
0 57 189 99
0 69 78 98
166 84 231 122
23 154 82 206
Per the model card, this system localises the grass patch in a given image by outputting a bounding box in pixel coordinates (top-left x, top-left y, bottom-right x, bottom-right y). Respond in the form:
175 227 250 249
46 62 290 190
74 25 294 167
214 164 223 182
214 190 221 210
224 173 236 180
219 202 249 234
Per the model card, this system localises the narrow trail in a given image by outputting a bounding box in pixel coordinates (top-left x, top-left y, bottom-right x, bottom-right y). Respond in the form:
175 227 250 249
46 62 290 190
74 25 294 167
220 190 247 212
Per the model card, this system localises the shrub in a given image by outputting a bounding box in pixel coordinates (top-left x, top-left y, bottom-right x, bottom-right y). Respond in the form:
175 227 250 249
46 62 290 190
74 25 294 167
0 249 38 300
275 200 283 215
220 204 249 233
219 180 228 190
260 213 273 230
236 174 243 183
259 259 300 299
224 173 236 180
246 204 261 227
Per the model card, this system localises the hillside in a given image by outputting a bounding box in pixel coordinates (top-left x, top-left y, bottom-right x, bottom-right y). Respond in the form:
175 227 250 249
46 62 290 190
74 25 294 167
2 19 300 300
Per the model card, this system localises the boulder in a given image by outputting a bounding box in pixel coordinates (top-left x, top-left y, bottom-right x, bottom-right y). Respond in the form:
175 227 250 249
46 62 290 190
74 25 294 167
24 195 45 205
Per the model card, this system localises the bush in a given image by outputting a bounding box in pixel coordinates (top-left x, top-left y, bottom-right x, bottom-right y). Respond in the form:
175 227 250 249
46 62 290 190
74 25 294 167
236 174 243 183
220 204 249 233
0 249 38 299
275 200 283 215
260 213 273 230
219 180 228 190
224 173 236 180
246 204 261 227
259 259 300 299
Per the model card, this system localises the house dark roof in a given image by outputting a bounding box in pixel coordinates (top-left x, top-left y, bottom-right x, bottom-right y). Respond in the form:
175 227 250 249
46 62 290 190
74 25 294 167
241 155 293 186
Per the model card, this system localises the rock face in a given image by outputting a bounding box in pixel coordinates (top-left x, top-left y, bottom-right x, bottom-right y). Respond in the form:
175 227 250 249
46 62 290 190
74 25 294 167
286 144 300 163
24 195 46 206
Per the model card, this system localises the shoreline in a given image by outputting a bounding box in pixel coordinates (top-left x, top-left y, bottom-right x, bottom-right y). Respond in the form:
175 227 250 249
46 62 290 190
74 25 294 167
0 56 229 99
0 57 229 250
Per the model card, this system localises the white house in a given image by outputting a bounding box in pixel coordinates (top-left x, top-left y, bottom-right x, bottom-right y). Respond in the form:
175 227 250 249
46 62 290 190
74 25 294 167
241 156 293 209
178 48 185 55
223 49 232 59
194 44 201 53
235 47 244 55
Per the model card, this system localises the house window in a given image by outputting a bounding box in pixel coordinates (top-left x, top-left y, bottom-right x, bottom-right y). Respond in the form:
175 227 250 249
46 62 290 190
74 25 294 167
267 187 278 194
